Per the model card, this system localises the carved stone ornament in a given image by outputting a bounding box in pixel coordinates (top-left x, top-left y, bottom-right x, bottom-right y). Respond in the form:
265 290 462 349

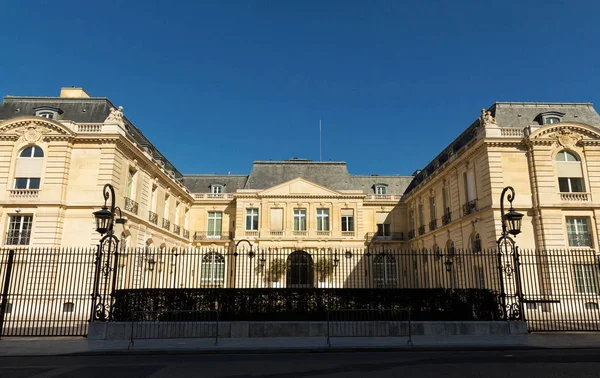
555 129 582 149
105 106 125 125
15 124 50 143
479 108 497 127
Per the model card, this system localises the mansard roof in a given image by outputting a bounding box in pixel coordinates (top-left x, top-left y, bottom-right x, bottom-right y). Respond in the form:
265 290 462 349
403 102 600 196
0 94 183 179
182 175 249 193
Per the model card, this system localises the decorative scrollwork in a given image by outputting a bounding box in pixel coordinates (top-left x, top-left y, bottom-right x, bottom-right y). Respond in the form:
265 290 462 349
503 264 514 277
507 302 522 321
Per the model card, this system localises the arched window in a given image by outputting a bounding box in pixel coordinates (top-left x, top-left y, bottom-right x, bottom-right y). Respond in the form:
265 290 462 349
14 145 44 190
471 233 482 253
373 254 398 287
446 240 455 257
201 252 225 286
433 244 441 261
556 150 585 193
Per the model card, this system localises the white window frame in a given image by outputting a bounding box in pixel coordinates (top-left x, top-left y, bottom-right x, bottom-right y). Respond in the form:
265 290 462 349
316 208 330 231
36 110 56 119
341 215 354 232
14 177 40 190
201 252 225 286
373 254 397 287
246 208 259 231
375 185 387 195
6 215 33 245
294 209 307 231
151 185 158 212
573 264 598 294
207 211 223 238
211 185 223 194
126 168 136 199
566 217 592 247
545 116 561 124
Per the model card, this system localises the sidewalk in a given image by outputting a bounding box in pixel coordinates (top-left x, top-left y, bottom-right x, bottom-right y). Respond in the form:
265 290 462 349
1 333 600 356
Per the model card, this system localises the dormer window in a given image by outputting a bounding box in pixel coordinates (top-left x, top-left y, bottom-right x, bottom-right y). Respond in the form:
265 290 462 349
211 184 223 194
374 184 387 195
537 112 565 125
33 107 63 120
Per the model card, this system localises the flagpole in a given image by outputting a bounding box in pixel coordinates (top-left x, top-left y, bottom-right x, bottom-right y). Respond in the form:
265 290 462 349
319 119 322 162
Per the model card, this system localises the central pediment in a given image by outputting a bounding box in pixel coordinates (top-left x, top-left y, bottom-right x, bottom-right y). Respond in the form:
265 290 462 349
258 177 342 197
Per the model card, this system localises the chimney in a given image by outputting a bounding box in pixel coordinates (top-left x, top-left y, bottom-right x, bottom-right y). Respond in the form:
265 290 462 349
60 87 91 98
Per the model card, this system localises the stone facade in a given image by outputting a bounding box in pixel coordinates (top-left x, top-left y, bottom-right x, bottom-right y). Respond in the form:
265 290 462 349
1 89 600 257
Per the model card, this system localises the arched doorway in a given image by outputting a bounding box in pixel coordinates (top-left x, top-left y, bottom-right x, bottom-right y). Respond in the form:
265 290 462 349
286 251 314 288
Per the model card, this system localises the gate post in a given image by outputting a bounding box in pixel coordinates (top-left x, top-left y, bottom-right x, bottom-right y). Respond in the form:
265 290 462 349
0 249 16 339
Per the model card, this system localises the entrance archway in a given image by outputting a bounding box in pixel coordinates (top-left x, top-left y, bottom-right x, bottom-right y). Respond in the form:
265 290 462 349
286 251 314 288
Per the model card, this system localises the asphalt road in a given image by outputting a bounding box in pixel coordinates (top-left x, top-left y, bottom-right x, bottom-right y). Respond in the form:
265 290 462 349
1 349 600 378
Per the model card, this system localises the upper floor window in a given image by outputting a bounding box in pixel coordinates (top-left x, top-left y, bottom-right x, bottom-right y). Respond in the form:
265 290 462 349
471 233 482 253
211 185 223 194
341 209 354 232
429 196 436 221
246 208 259 231
556 150 585 193
376 212 390 237
294 209 307 231
207 211 223 237
374 185 387 195
545 117 561 124
126 168 136 199
34 107 62 120
150 185 158 212
316 208 330 231
463 169 476 202
15 146 44 190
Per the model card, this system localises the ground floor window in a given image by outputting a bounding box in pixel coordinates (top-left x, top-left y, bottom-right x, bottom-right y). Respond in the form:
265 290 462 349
573 264 598 294
6 215 32 245
373 254 397 287
201 252 225 286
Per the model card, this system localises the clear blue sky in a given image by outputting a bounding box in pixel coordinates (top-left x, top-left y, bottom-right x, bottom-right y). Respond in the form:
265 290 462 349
1 1 598 176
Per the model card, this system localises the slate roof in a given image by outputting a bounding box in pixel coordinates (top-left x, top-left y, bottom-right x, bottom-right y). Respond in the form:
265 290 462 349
182 175 249 193
403 102 600 196
0 95 183 179
349 176 414 195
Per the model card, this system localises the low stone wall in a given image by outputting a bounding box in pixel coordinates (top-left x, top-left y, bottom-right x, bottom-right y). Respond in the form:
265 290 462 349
88 321 527 340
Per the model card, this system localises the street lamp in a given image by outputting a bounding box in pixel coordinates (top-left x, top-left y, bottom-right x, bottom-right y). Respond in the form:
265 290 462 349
91 183 127 322
497 185 524 321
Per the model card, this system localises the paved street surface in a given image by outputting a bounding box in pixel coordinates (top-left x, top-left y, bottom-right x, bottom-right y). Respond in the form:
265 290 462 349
1 349 600 377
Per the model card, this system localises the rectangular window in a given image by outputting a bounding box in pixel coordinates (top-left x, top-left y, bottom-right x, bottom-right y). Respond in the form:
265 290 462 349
207 212 222 237
375 185 387 195
211 185 222 194
151 185 157 211
316 208 329 231
175 202 180 222
293 209 306 231
566 217 592 247
127 168 136 198
246 208 259 231
465 169 476 202
559 177 585 193
341 215 354 232
14 177 40 189
409 210 415 230
6 215 33 245
475 267 486 289
377 223 391 237
573 264 598 294
270 208 283 231
184 208 189 229
418 203 424 227
429 196 436 221
164 194 170 219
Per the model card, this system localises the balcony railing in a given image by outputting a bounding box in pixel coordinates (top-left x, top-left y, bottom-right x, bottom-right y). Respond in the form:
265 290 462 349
462 199 477 217
364 194 402 201
408 230 415 240
183 229 190 239
173 224 181 235
316 230 331 236
341 231 355 237
429 219 437 232
9 189 39 199
293 230 307 237
370 232 404 241
124 197 139 215
148 211 158 224
77 123 103 132
418 225 426 236
560 192 590 201
270 231 284 237
162 218 170 231
193 231 231 241
568 234 592 248
442 210 451 226
245 230 259 237
5 231 31 245
193 193 235 200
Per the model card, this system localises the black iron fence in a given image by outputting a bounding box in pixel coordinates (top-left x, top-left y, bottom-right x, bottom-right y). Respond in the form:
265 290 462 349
1 246 599 336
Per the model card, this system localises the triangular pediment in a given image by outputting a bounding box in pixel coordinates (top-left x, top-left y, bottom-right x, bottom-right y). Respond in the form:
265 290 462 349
258 178 342 197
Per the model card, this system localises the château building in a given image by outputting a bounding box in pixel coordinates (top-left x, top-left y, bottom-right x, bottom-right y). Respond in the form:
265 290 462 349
1 87 599 257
